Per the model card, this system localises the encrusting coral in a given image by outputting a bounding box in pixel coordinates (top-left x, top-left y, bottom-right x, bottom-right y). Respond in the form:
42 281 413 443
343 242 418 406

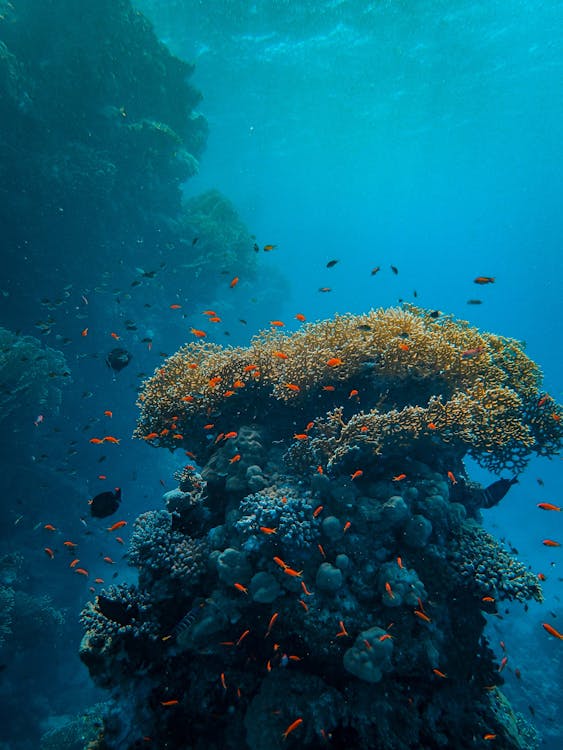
79 306 558 750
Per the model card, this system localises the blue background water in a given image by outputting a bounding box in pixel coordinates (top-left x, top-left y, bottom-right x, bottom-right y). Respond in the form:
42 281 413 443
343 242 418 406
1 0 561 747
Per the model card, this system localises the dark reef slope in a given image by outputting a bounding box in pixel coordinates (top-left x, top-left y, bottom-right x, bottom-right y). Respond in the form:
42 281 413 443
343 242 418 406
79 307 562 750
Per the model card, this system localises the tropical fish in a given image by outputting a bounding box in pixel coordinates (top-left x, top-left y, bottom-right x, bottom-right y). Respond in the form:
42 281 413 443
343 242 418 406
106 348 132 372
326 259 338 268
480 477 517 509
474 276 495 284
89 488 121 518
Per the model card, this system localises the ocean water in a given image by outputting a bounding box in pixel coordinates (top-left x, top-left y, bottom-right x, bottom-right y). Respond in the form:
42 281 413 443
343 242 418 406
0 1 562 748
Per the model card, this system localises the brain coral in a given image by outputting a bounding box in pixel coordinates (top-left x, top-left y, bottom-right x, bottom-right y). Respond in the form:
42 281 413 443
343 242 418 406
135 306 562 473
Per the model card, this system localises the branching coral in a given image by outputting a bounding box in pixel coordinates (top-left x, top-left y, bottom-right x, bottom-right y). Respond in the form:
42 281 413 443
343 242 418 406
135 306 561 473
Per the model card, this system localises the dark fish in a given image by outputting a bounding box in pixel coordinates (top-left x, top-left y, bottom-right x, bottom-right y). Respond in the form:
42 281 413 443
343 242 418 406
371 266 381 275
96 594 138 626
429 310 441 318
481 477 518 509
89 487 121 518
356 324 372 332
318 287 332 293
326 259 338 268
192 237 199 246
172 602 204 639
390 265 399 275
106 348 132 372
239 319 247 325
467 299 483 305
253 243 260 253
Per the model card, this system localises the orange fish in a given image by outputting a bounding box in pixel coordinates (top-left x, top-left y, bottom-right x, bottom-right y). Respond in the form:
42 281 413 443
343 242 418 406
378 634 393 642
173 434 183 440
447 471 457 484
483 734 496 741
273 351 288 359
265 612 279 637
202 310 217 316
103 436 120 444
233 380 245 388
298 599 309 612
282 718 303 740
542 622 563 640
203 423 215 430
322 385 335 392
542 539 561 547
350 470 363 480
63 541 77 548
293 433 308 440
295 313 306 322
301 581 312 596
270 320 284 327
343 521 351 533
143 432 159 440
115 537 124 544
284 383 300 392
305 421 314 431
110 332 120 340
349 389 359 398
312 505 324 518
243 364 258 372
474 276 495 284
95 578 104 584
229 276 239 288
398 342 409 351
44 524 56 531
427 422 437 430
208 376 222 387
191 328 206 338
107 520 127 531
160 700 179 706
75 568 89 577
482 596 495 603
273 556 288 569
181 395 194 402
432 669 447 678
263 244 276 251
224 431 238 439
283 567 303 578
81 327 88 337
44 547 55 559
103 410 113 418
537 503 561 512
89 438 104 444
234 582 248 594
103 556 114 564
236 629 250 646
537 572 546 581
259 526 277 534
230 454 241 463
326 357 343 367
169 304 182 309
336 620 349 637
385 582 395 599
414 609 431 623
317 544 326 558
393 473 407 482
208 316 221 323
69 558 80 568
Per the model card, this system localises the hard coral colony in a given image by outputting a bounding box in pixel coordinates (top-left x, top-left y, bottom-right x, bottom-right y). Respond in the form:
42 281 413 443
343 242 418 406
79 306 562 750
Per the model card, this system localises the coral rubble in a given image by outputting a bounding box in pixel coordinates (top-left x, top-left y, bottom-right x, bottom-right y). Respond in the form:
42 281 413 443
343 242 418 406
80 307 559 749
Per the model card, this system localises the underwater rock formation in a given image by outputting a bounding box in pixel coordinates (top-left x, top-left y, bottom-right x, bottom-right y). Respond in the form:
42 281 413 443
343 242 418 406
80 307 558 749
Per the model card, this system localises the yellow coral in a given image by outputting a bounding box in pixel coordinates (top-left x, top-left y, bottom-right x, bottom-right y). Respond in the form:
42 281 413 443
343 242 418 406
135 306 561 472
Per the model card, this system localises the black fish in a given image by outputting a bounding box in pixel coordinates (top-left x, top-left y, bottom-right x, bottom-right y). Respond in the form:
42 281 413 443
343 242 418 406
89 487 121 518
481 477 518 509
106 347 132 372
390 265 399 275
96 594 138 626
467 299 483 305
192 237 199 246
326 259 339 268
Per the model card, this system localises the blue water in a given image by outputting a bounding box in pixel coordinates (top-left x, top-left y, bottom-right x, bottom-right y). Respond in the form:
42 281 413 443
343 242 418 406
1 1 562 747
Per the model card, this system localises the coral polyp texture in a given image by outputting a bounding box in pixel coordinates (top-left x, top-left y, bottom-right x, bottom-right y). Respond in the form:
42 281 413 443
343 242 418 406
80 306 557 749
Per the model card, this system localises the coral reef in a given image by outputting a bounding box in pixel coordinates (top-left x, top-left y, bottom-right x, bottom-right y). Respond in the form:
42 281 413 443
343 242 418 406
79 307 557 749
136 306 562 473
0 327 70 424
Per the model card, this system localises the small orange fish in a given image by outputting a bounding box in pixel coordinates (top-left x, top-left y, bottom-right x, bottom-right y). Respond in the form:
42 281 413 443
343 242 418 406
447 471 457 484
542 622 563 640
208 376 222 387
359 425 368 432
233 380 245 388
350 470 363 480
63 541 77 548
273 351 288 359
243 364 258 372
483 734 496 741
284 383 300 392
393 473 407 482
181 395 194 402
104 410 113 418
173 434 183 440
69 558 80 568
260 526 277 534
208 316 221 323
336 620 349 637
220 672 227 690
298 599 309 612
224 431 238 439
236 629 250 646
414 609 431 623
81 327 88 337
270 320 284 327
191 328 207 338
103 556 114 564
110 332 120 340
89 438 104 444
474 276 495 284
44 524 56 531
301 581 312 596
229 276 239 288
203 423 215 430
160 700 179 706
263 244 276 251
295 313 306 322
397 556 403 568
234 582 248 594
265 612 279 637
282 718 303 739
427 422 437 430
312 505 324 518
115 537 124 544
343 521 351 533
537 572 546 581
482 596 495 603
317 544 326 558
293 433 309 440
273 556 288 569
169 304 182 309
379 633 393 642
107 520 127 532
385 582 395 599
202 310 217 316
283 567 303 578
537 394 551 407
498 656 508 673
94 578 104 584
349 389 359 398
398 342 409 351
537 503 561 511
322 385 335 391
44 547 55 559
103 436 120 444
326 357 343 367
230 454 241 463
143 432 159 440
75 568 89 577
432 668 447 679
316 465 323 474
542 539 561 547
